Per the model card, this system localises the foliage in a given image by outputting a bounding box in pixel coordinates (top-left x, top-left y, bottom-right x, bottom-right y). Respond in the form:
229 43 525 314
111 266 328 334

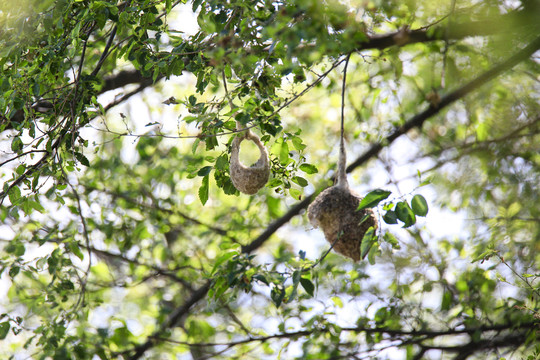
1 0 539 359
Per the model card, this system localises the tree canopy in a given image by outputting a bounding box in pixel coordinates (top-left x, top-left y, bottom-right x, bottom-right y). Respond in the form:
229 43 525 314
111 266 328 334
1 0 539 359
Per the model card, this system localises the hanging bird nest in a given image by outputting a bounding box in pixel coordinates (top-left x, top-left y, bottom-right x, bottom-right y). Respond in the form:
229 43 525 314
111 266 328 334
307 54 378 262
230 130 270 195
308 185 378 262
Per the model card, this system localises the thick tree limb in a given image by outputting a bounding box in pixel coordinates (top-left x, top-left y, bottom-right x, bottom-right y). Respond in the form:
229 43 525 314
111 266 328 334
124 33 540 360
362 4 540 51
101 70 157 94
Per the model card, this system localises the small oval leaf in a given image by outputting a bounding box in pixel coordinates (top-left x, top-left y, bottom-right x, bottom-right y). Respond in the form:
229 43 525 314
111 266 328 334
360 227 376 260
291 176 308 187
279 141 289 165
0 322 10 340
395 201 416 228
197 166 213 177
383 210 398 224
198 175 209 205
299 163 318 174
300 277 315 297
289 188 302 200
75 152 90 167
411 194 428 217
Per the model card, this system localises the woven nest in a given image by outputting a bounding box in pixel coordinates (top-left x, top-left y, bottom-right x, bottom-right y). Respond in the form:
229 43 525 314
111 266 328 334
308 185 378 262
230 131 270 195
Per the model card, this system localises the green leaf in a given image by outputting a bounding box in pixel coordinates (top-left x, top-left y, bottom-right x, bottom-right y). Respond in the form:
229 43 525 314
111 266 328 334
223 178 237 195
383 210 398 224
210 251 238 275
11 136 23 152
441 291 452 311
192 0 203 11
395 201 416 228
357 189 392 210
279 140 289 165
253 274 269 285
74 152 90 167
271 285 285 308
291 176 308 187
383 232 400 249
291 136 306 151
358 212 371 225
198 175 209 205
15 164 25 175
0 322 10 340
69 242 84 261
299 163 318 174
6 242 25 256
267 178 283 188
419 176 433 187
9 266 20 278
471 248 498 263
331 296 343 308
300 277 315 297
360 227 376 260
224 64 232 78
410 194 428 217
8 186 21 205
197 166 213 177
215 154 228 170
289 188 302 200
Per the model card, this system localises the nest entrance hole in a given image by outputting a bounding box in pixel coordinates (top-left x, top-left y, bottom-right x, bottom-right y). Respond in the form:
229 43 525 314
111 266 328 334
236 137 261 167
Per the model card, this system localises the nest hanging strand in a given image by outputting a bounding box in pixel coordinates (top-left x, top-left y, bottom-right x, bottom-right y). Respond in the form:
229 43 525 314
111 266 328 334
307 54 378 262
224 72 270 195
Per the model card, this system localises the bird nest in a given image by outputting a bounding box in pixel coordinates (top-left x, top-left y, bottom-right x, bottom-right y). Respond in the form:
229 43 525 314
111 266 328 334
308 185 378 261
230 131 270 195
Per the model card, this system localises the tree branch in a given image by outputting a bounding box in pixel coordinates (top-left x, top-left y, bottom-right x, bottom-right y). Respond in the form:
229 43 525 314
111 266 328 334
363 5 539 51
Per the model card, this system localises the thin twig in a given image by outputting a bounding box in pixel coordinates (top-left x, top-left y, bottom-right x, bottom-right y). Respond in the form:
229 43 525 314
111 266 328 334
64 175 92 312
0 150 49 167
90 25 118 78
497 254 540 297
302 231 342 273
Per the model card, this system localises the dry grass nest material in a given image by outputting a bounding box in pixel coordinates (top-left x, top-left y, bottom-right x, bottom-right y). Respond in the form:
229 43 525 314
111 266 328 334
230 131 270 195
308 185 378 262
